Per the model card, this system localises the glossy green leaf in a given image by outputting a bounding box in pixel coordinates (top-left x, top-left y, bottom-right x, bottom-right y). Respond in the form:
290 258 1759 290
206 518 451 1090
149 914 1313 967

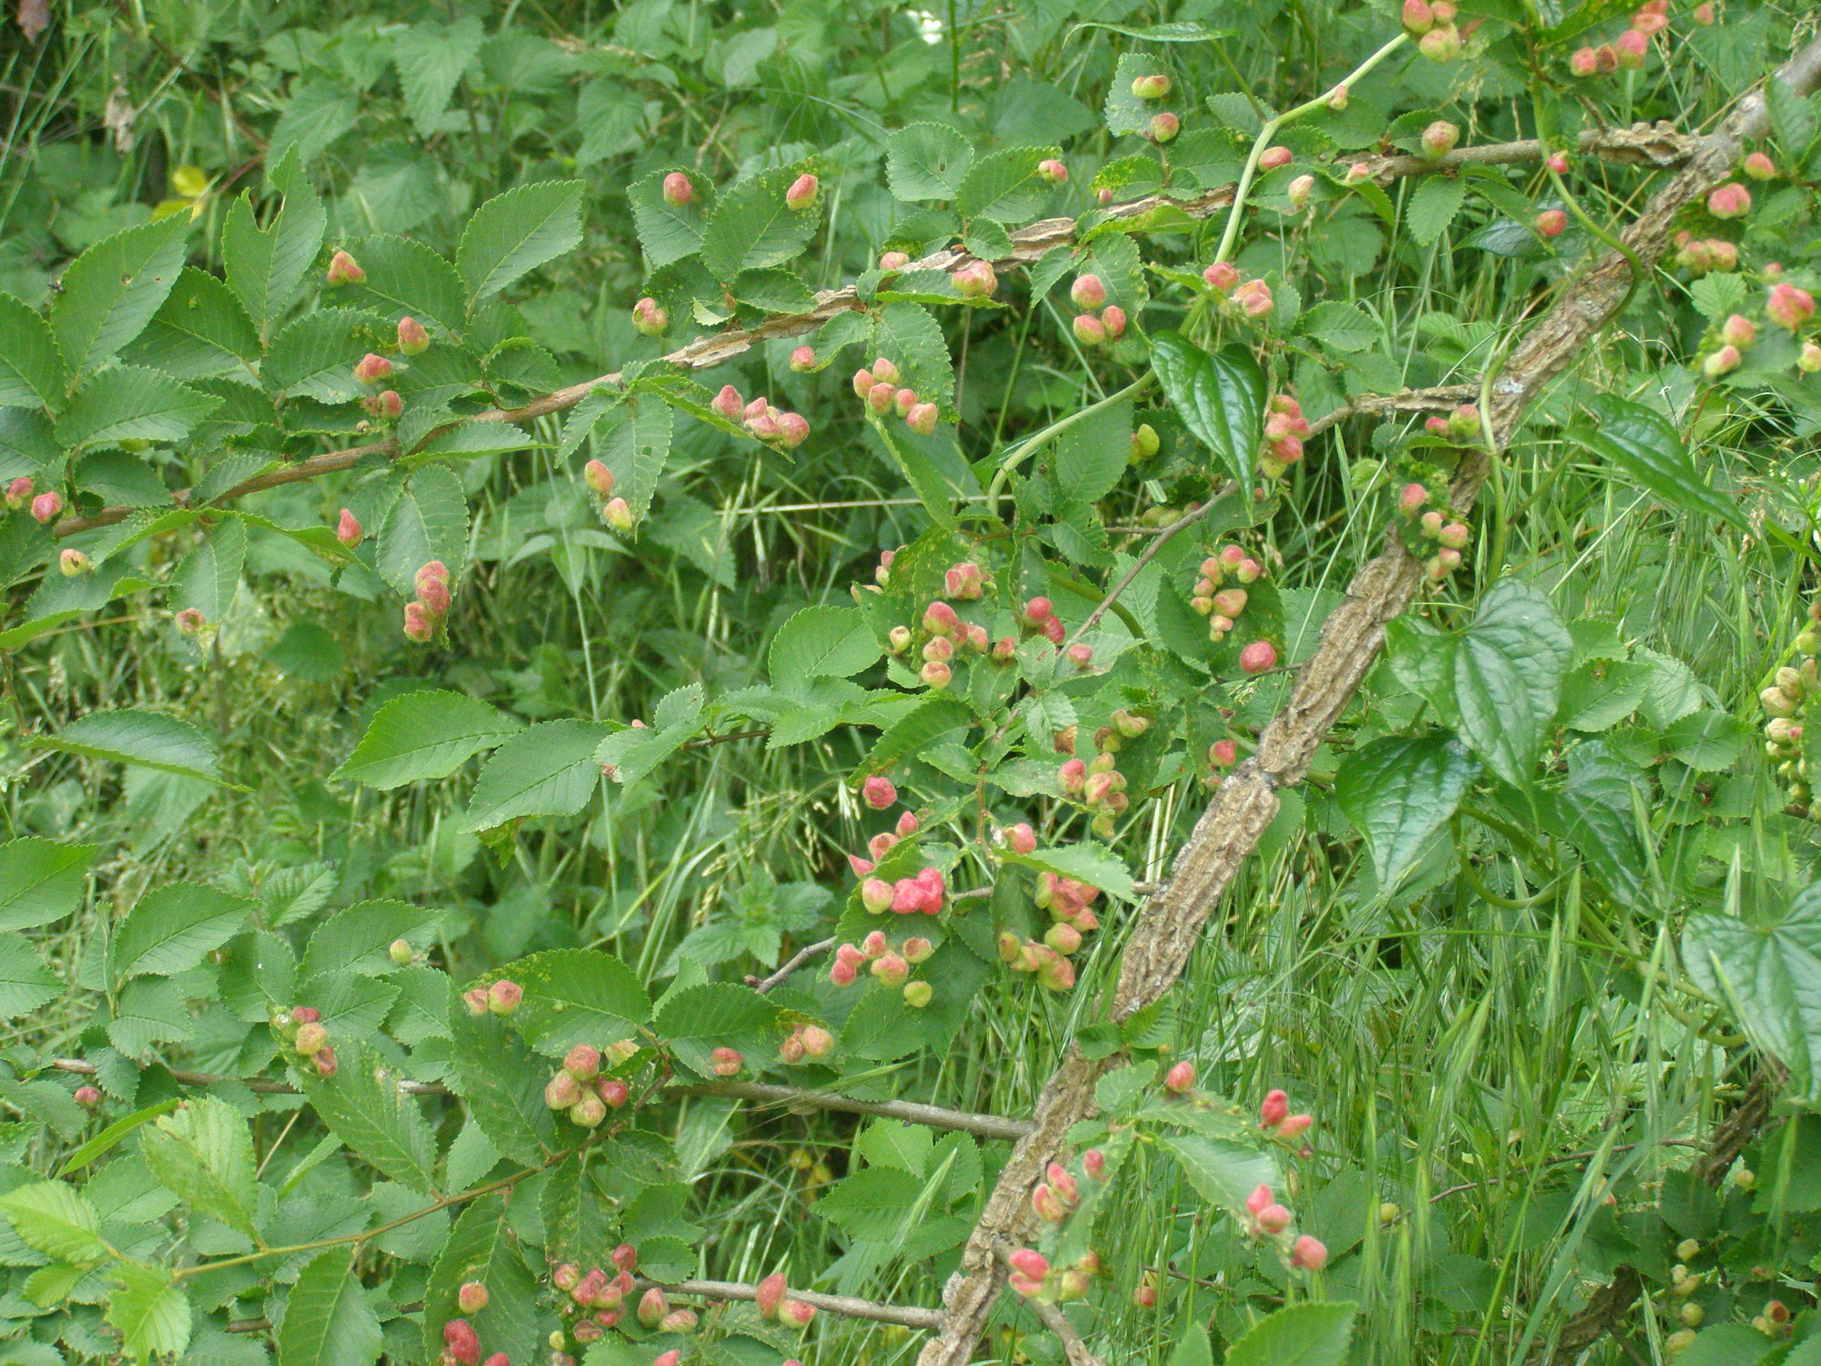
769 605 883 681
1150 331 1265 492
106 1262 190 1365
171 517 247 622
955 144 1060 223
111 883 255 981
1451 580 1573 789
0 934 59 1019
343 235 468 340
422 1194 541 1366
700 167 820 279
121 267 261 379
1572 395 1748 530
1335 736 1478 890
464 719 611 831
0 1180 108 1263
498 948 649 1057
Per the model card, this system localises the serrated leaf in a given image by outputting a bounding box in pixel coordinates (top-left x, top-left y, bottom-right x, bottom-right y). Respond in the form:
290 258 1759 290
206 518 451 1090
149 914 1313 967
343 235 468 340
141 1096 259 1239
652 983 779 1076
391 18 484 139
377 464 469 595
1053 394 1131 505
1298 300 1377 353
862 696 974 775
1151 331 1264 492
699 167 820 279
221 177 325 337
0 1181 108 1263
279 1247 381 1366
1162 1133 1280 1214
301 900 441 980
1001 841 1135 899
0 934 59 1019
172 517 247 622
1686 881 1821 1104
769 605 883 681
49 213 190 375
498 948 649 1057
955 144 1060 224
588 393 672 522
122 267 260 379
1335 736 1477 890
1225 1302 1359 1366
297 1040 437 1193
111 883 255 982
1406 175 1466 246
464 719 611 831
887 123 974 201
457 180 584 304
1452 580 1573 789
54 366 221 451
626 170 710 271
107 1262 190 1364
0 292 67 409
449 1001 560 1164
423 1195 541 1366
1572 394 1747 530
262 308 375 404
334 691 523 789
31 708 225 784
0 838 96 932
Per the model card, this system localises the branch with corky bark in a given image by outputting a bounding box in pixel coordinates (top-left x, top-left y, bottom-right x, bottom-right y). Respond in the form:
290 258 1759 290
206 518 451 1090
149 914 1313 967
912 36 1821 1366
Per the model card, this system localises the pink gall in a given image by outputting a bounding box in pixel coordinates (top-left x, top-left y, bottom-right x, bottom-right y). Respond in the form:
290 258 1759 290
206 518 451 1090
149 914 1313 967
712 384 744 419
58 547 90 576
1258 145 1292 171
785 173 819 211
1535 209 1567 238
905 401 939 435
709 1046 743 1076
1070 274 1107 310
1767 283 1816 331
1290 1235 1329 1270
403 602 435 643
487 979 523 1015
1260 1089 1289 1128
1163 1060 1196 1093
1743 151 1777 180
335 507 362 547
457 1281 489 1314
1720 313 1757 348
1148 112 1180 144
74 1085 102 1107
756 1272 788 1319
879 250 911 270
631 296 668 335
1101 304 1127 338
1005 822 1038 855
1203 261 1239 292
1420 121 1459 159
1038 158 1068 184
1703 344 1741 378
637 1287 668 1328
584 459 616 497
1239 639 1278 674
325 250 365 286
1614 28 1648 69
788 344 816 372
1130 73 1172 99
662 171 694 206
352 352 391 384
1245 1183 1273 1216
1072 313 1108 346
603 497 635 532
443 1318 482 1365
1707 182 1752 219
396 316 429 355
951 260 997 298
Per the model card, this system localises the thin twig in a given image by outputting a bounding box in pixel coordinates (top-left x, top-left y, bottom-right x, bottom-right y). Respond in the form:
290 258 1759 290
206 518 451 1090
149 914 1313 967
749 936 837 992
638 1276 942 1330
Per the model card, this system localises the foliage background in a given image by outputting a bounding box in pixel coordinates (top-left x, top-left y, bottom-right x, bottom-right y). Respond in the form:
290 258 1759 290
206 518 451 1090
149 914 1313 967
2 1 1820 1364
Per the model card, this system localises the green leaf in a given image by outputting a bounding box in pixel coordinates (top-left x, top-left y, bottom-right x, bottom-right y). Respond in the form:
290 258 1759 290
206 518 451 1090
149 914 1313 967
887 123 975 201
1001 841 1136 900
0 292 67 409
1150 331 1265 492
49 212 190 375
1053 394 1131 505
464 719 612 831
343 235 468 340
1686 881 1821 1104
1335 736 1478 890
0 934 59 1019
141 1096 259 1239
457 180 585 305
301 900 439 980
172 517 247 622
956 144 1060 224
279 1247 382 1366
1451 580 1573 788
0 1180 108 1263
391 18 485 139
1166 1326 1213 1366
588 394 673 523
1297 300 1377 353
1104 52 1173 138
423 1194 541 1366
262 308 374 403
499 948 649 1057
297 1040 438 1193
652 982 780 1077
111 883 255 982
626 170 710 271
221 178 326 338
862 696 975 774
107 1262 191 1365
377 464 470 596
1225 1302 1359 1366
122 267 261 379
1406 175 1467 247
1571 395 1748 530
54 366 221 451
769 605 883 681
871 300 957 411
31 708 226 784
107 978 192 1055
0 838 96 932
449 1000 560 1165
1161 1133 1278 1214
333 690 523 789
700 168 820 279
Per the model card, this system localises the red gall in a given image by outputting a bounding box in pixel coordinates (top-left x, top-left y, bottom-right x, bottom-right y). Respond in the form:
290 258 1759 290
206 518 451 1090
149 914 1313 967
1546 152 1570 175
784 173 819 210
74 1085 102 1107
1037 159 1067 184
596 1077 629 1108
457 1282 489 1314
1202 261 1239 292
335 507 362 547
1742 151 1776 180
1257 1204 1292 1234
712 384 744 419
951 260 997 298
1102 304 1127 338
1418 24 1462 60
1420 121 1460 159
1239 639 1278 673
1707 182 1752 219
1148 112 1180 144
396 315 429 354
487 979 523 1014
443 1318 481 1366
756 1272 788 1319
631 296 668 335
893 387 918 416
1535 209 1567 238
879 250 911 270
584 459 616 498
637 1287 668 1328
1163 1060 1195 1093
3 474 31 508
661 171 693 206
709 1046 743 1076
1260 1089 1290 1127
1614 28 1648 69
545 1072 582 1109
1720 314 1757 348
1703 344 1741 378
564 1043 601 1080
1070 274 1106 310
325 250 365 286
1290 1235 1329 1270
788 344 815 372
312 1047 338 1078
1258 145 1292 171
1130 73 1171 99
363 388 403 419
175 607 205 634
58 547 90 576
1072 313 1108 346
353 352 391 384
1767 283 1816 331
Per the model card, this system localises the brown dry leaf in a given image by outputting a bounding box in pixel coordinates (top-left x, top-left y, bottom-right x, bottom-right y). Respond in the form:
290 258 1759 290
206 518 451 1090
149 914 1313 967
17 0 50 40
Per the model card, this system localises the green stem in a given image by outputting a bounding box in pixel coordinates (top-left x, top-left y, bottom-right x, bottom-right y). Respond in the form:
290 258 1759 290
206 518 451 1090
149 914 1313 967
1213 33 1409 265
980 372 1156 518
